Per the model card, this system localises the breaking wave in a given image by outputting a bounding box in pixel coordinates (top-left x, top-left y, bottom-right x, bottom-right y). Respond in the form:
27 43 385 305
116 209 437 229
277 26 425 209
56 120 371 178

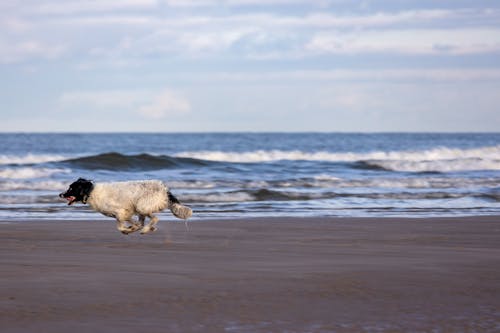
0 180 68 191
0 167 70 179
267 175 500 190
177 189 499 204
61 152 214 170
3 145 499 173
183 189 325 203
176 145 500 172
0 154 67 165
361 158 500 173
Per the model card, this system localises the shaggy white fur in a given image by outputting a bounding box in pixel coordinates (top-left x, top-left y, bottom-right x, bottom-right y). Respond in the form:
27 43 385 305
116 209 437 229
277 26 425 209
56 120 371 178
86 180 192 234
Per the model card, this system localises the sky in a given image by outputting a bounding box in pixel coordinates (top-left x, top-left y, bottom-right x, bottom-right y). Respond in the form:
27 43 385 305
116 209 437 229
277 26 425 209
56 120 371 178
1 0 500 132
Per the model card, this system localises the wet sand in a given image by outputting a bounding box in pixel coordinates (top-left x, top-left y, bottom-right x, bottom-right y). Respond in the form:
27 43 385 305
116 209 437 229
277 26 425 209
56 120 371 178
1 216 500 332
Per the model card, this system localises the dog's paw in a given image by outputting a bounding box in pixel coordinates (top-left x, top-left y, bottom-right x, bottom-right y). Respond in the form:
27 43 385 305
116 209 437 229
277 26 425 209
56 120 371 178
140 226 157 235
120 225 140 235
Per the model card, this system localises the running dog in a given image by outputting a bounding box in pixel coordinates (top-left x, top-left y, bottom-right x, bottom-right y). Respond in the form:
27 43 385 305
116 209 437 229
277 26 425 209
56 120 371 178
59 178 192 234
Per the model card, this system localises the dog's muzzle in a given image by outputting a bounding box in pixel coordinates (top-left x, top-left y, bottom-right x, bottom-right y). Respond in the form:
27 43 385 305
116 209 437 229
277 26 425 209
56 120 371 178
60 193 76 205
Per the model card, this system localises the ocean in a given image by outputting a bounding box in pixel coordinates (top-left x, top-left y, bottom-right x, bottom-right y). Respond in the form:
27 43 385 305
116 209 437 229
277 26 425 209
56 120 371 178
0 133 499 220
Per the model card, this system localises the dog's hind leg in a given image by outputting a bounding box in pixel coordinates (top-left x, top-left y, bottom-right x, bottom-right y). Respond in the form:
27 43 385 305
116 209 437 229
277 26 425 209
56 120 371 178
140 214 159 234
138 215 146 227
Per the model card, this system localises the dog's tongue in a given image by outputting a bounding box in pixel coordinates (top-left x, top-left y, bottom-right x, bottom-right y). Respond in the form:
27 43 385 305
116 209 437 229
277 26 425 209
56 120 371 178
66 196 76 205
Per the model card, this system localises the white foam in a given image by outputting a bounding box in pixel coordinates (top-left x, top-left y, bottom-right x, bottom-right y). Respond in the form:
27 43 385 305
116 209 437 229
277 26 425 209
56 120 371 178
166 180 216 189
0 180 68 191
314 174 342 181
0 167 70 179
0 154 67 165
337 177 499 189
245 180 271 188
182 192 254 203
176 145 500 172
369 158 500 173
176 150 364 163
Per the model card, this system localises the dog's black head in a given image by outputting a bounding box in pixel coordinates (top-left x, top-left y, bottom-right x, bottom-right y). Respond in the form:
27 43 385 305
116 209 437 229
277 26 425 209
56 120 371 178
59 178 94 205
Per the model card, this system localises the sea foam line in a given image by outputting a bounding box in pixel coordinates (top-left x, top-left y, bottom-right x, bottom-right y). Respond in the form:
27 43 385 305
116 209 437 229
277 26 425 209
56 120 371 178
175 146 500 172
0 154 67 165
176 145 500 163
0 167 70 179
0 180 68 191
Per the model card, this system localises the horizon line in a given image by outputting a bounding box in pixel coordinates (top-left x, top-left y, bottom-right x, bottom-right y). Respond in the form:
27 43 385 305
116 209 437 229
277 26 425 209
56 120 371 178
1 130 499 135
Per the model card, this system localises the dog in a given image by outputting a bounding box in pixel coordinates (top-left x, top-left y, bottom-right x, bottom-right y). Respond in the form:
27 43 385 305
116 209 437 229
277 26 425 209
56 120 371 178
59 178 192 234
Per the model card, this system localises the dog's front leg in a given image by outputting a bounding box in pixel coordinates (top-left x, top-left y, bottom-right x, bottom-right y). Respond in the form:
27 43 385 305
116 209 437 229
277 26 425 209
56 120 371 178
126 217 142 234
116 219 140 235
116 219 130 234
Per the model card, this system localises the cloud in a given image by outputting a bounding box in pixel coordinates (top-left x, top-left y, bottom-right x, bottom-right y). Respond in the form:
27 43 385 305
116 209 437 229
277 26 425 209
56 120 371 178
60 12 498 61
59 90 146 108
59 88 191 119
137 90 191 119
35 0 157 14
3 1 500 133
0 39 66 64
305 28 500 55
1 17 31 33
162 0 337 7
184 68 500 83
41 8 485 30
2 4 499 64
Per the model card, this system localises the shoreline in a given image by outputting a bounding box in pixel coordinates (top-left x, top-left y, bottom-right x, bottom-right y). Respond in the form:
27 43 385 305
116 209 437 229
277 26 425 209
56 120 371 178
1 216 500 332
2 214 500 222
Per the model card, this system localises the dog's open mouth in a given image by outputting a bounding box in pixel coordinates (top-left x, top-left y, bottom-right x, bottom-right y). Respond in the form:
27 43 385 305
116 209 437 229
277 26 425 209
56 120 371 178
66 196 76 205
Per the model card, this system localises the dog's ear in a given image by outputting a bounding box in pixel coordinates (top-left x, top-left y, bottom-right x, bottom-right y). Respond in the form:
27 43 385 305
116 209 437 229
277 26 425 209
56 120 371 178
79 180 94 204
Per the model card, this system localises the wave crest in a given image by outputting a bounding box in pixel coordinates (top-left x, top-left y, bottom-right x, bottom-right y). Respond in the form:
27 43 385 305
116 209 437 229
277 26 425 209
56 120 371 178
62 152 213 170
176 146 500 172
0 167 70 179
0 154 67 165
362 158 500 173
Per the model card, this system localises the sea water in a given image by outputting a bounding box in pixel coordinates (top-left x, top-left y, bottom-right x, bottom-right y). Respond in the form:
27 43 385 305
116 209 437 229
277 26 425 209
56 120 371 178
0 133 499 220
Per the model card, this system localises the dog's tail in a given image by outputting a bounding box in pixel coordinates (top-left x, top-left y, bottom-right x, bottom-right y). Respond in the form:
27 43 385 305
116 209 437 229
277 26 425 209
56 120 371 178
167 191 192 220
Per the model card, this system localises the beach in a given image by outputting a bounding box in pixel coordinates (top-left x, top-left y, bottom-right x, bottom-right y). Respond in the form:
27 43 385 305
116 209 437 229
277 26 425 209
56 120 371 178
1 216 500 332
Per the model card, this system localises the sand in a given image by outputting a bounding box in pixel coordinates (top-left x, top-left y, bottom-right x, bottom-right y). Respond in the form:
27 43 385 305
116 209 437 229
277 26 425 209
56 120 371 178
1 216 500 332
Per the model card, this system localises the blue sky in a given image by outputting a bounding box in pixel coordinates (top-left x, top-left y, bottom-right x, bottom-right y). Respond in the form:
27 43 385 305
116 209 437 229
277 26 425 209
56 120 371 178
1 0 500 132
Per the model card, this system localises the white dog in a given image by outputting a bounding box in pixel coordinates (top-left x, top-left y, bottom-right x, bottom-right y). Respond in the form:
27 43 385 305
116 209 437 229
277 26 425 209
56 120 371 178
60 178 192 234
